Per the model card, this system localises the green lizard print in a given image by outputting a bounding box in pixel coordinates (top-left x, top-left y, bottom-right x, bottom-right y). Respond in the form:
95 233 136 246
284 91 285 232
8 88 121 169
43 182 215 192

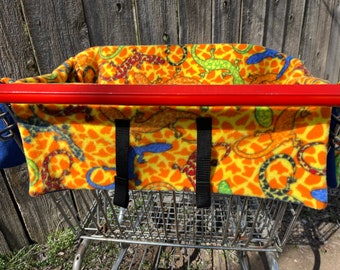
232 44 254 54
98 46 124 60
191 44 245 84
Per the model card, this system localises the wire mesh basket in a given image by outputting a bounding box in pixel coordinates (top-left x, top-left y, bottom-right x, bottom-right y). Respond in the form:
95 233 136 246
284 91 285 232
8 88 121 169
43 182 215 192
52 189 302 250
47 188 302 269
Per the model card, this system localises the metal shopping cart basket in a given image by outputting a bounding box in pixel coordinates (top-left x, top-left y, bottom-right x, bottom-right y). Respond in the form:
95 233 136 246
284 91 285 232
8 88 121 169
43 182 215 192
1 44 339 269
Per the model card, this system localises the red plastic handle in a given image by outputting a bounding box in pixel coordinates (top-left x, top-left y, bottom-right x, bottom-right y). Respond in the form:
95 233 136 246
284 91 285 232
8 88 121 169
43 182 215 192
1 83 340 106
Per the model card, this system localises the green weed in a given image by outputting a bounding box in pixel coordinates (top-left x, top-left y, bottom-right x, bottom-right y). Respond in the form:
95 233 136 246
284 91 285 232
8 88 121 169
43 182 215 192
0 229 75 270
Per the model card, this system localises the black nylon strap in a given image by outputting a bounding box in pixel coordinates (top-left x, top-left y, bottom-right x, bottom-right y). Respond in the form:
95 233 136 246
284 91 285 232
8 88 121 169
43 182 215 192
196 117 212 208
114 119 130 208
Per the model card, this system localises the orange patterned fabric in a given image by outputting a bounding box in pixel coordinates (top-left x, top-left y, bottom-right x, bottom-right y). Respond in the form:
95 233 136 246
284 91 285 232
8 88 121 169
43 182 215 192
1 44 331 209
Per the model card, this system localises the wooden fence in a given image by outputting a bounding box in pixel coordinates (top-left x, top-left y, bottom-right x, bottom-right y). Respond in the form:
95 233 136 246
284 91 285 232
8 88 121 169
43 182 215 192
1 0 340 254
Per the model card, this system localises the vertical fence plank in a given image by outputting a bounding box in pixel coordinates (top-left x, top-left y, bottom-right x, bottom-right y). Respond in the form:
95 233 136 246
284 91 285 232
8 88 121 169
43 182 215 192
135 0 179 44
0 0 38 80
263 0 288 52
213 0 242 43
281 0 306 56
82 0 137 45
240 0 266 44
0 0 89 246
0 0 54 251
299 0 335 78
325 0 340 82
0 170 30 254
75 0 139 219
178 0 213 44
0 231 10 255
4 165 68 244
21 0 90 74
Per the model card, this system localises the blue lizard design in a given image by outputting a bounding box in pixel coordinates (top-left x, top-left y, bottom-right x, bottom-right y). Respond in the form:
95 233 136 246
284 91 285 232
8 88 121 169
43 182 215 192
276 55 293 79
86 166 116 190
311 188 327 203
246 48 283 64
85 143 172 189
129 143 172 185
247 48 293 80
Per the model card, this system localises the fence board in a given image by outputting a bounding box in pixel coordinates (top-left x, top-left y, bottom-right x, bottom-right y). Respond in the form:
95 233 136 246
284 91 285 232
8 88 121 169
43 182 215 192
72 190 96 222
240 0 266 44
4 165 67 244
263 0 288 52
281 0 306 57
83 0 137 45
0 169 30 253
0 0 44 253
0 0 38 80
21 0 90 74
325 0 340 83
0 230 10 255
178 0 213 44
135 0 178 44
73 0 138 218
212 0 242 43
299 0 335 79
72 0 140 223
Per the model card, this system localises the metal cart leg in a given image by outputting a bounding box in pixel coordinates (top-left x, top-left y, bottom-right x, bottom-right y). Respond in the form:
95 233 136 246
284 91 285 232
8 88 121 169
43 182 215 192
266 251 279 270
111 247 129 270
72 238 91 270
239 251 250 270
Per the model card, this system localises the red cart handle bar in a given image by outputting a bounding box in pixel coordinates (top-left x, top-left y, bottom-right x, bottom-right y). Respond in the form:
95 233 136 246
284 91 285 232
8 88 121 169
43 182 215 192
0 83 340 106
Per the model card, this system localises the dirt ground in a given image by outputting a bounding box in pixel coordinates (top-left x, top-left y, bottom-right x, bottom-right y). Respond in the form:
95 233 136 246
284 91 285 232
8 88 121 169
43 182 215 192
252 187 340 270
278 231 340 270
277 194 340 270
247 224 340 270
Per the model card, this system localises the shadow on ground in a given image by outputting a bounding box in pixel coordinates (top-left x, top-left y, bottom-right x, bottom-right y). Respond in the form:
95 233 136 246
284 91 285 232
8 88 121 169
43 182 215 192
277 188 340 270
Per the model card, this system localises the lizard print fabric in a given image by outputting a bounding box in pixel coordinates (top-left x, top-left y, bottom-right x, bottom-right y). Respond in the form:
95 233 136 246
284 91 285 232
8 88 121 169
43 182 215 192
0 44 331 210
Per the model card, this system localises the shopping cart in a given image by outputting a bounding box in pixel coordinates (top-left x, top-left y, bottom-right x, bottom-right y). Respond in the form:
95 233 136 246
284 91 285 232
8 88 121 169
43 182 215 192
1 83 339 270
1 44 339 269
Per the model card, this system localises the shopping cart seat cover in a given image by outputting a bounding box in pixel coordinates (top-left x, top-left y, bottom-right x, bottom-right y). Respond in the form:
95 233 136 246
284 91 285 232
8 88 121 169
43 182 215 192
1 44 331 209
